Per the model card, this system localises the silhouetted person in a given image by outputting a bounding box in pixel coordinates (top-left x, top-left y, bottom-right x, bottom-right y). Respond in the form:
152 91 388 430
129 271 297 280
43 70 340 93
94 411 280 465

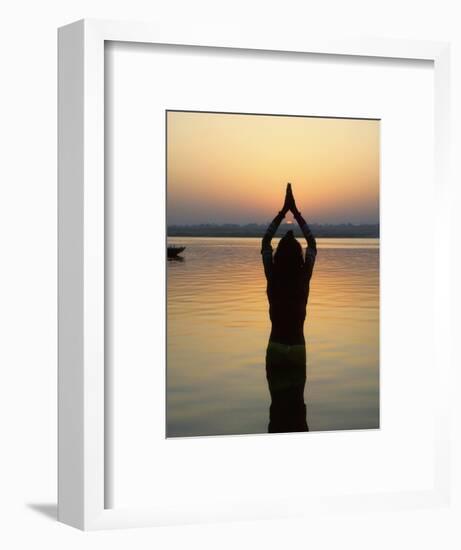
261 183 317 433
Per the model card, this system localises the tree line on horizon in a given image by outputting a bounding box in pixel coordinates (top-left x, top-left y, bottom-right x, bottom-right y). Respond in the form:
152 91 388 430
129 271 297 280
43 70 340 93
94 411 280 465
167 222 380 238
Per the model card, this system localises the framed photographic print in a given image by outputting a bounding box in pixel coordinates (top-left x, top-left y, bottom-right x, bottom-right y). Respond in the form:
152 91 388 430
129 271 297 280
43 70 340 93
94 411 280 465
166 110 380 438
58 19 452 530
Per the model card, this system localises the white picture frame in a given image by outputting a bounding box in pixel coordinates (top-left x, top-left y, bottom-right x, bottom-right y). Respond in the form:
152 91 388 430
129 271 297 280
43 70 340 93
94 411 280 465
58 19 452 530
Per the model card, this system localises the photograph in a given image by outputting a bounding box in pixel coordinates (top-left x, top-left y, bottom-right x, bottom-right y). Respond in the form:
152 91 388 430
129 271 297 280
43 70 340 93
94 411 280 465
166 110 380 437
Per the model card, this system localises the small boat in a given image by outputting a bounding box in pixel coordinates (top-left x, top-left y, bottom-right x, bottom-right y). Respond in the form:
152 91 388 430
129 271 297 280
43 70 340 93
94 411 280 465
167 245 186 259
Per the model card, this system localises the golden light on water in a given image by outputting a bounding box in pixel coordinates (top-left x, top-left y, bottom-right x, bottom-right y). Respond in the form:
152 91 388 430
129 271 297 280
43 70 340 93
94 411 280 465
167 238 380 436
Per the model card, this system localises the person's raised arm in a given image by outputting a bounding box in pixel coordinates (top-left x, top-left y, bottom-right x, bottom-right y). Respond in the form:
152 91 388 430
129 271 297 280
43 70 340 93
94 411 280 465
261 210 285 251
261 185 290 279
261 184 291 251
287 184 316 252
287 185 317 278
293 208 316 252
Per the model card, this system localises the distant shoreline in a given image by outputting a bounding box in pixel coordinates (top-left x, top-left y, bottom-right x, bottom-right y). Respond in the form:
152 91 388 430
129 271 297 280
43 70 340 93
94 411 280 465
168 223 379 239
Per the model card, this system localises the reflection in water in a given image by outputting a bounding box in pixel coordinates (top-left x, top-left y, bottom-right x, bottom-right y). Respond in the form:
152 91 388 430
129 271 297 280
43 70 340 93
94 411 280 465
266 340 308 433
167 237 379 437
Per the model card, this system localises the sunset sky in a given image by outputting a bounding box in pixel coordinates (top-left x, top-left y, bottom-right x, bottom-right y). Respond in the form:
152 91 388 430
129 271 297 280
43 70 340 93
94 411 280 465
167 111 379 225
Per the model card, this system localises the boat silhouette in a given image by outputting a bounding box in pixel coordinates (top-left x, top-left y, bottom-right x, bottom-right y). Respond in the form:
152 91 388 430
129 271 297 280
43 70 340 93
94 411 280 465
167 245 186 259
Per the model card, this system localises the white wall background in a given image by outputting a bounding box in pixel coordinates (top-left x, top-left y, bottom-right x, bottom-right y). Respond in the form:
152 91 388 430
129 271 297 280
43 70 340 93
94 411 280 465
0 1 460 548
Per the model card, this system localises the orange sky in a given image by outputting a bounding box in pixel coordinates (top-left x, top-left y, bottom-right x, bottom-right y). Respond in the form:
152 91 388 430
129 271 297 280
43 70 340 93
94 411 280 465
167 111 379 225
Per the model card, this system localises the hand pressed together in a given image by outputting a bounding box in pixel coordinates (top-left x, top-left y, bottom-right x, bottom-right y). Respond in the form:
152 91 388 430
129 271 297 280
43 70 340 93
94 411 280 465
281 182 300 217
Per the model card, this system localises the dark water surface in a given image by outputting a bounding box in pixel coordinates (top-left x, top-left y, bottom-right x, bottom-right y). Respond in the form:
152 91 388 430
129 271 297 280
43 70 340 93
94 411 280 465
167 237 379 437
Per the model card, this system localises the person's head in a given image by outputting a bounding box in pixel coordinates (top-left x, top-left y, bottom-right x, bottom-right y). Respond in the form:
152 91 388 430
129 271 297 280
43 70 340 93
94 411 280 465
273 230 304 276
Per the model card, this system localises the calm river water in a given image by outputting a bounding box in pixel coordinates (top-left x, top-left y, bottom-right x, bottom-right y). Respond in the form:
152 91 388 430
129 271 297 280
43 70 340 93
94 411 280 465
167 237 379 437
